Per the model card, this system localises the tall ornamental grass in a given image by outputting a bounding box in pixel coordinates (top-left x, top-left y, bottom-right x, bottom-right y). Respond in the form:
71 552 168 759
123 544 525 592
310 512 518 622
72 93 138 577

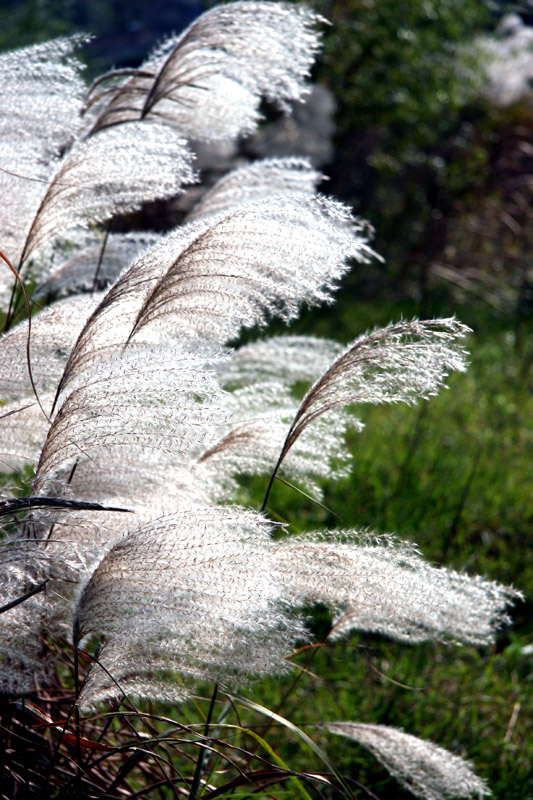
0 3 520 797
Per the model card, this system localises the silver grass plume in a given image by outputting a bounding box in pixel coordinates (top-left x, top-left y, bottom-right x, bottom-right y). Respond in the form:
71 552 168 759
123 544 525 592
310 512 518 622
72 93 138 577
263 318 470 503
0 294 100 402
0 36 87 155
325 723 490 800
0 295 100 470
128 195 373 345
197 383 356 499
17 122 195 272
30 340 226 555
0 399 50 472
73 516 520 708
0 36 87 274
0 537 97 696
185 157 322 221
50 217 230 399
26 158 319 300
220 335 344 389
0 335 223 686
84 2 322 142
35 459 214 543
34 343 227 518
73 507 305 709
37 231 162 299
273 532 521 645
200 336 354 497
54 195 370 399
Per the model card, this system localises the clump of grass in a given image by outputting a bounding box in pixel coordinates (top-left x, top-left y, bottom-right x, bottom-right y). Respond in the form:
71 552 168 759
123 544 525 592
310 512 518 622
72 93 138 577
0 4 525 799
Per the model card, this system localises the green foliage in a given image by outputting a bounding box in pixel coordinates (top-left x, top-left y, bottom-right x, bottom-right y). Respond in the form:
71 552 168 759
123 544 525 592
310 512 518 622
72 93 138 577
312 0 496 273
0 1 72 51
319 0 491 145
249 634 532 799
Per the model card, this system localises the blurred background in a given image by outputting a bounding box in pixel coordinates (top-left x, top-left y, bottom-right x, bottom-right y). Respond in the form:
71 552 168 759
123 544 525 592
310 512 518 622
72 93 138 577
1 1 532 796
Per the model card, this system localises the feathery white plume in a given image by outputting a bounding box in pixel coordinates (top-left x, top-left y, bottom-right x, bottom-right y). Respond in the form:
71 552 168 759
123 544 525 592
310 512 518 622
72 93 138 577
220 335 344 389
37 232 162 299
54 194 370 400
74 514 520 709
0 536 95 696
17 122 195 271
74 507 304 708
0 35 87 156
273 531 520 645
0 36 87 276
128 195 372 345
325 722 490 800
198 383 355 499
85 2 322 141
34 343 226 515
207 340 355 496
51 217 226 398
186 157 321 221
0 399 50 472
264 318 470 500
0 294 100 402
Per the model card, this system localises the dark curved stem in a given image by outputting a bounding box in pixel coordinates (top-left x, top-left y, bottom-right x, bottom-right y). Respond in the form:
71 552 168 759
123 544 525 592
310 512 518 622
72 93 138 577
188 684 218 799
0 250 50 424
0 497 132 517
91 223 111 293
0 579 48 615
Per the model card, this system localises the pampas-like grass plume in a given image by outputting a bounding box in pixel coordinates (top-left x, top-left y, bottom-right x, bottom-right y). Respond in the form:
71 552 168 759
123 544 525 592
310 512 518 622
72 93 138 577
73 507 304 709
325 723 490 800
53 194 370 399
0 36 87 277
0 295 99 401
38 231 162 298
72 517 519 711
185 157 322 221
263 318 470 504
85 2 322 141
17 122 194 272
273 532 517 645
128 195 372 345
